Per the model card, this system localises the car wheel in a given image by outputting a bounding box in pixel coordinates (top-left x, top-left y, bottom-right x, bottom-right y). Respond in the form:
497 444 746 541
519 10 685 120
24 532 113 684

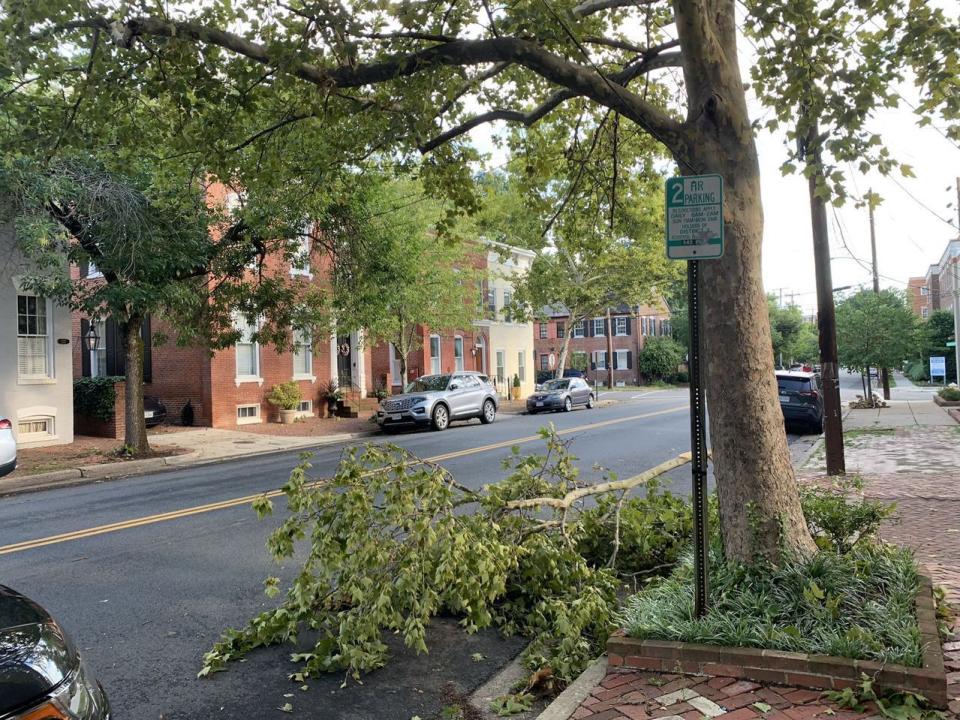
480 399 496 424
431 404 449 431
586 394 594 409
563 396 573 412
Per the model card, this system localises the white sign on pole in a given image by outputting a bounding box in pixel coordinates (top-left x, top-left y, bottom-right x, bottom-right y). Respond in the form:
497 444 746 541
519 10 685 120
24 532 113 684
665 175 724 260
930 356 946 378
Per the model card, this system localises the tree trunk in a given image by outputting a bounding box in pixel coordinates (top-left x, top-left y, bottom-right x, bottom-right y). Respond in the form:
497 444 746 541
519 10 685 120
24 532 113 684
674 2 816 564
554 326 575 380
123 314 150 455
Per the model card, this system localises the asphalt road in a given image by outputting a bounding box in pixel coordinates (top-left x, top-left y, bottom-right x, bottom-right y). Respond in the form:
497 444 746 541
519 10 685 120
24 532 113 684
0 390 808 719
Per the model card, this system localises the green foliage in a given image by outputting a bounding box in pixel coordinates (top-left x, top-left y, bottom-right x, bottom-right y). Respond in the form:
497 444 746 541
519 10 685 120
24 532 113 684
800 476 896 554
620 543 922 667
200 429 621 685
905 361 929 383
638 337 684 382
938 386 960 401
321 381 342 402
267 381 302 410
490 693 535 716
825 674 943 720
836 290 919 376
73 376 123 422
768 298 807 366
513 374 521 388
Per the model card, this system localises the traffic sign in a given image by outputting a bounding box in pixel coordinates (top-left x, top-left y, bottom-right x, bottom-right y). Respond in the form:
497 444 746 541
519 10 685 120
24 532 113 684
930 356 946 378
666 174 724 259
947 341 956 348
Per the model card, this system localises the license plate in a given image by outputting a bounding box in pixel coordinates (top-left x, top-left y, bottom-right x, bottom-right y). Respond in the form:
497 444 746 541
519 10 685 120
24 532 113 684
779 395 790 404
536 402 544 407
389 413 402 421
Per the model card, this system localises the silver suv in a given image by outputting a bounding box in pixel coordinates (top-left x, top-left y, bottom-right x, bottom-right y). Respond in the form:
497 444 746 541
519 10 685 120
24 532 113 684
376 372 499 431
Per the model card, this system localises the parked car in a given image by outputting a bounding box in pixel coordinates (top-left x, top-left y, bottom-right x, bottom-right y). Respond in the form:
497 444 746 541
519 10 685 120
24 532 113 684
0 584 110 719
527 377 595 414
0 416 15 478
376 372 499 432
776 370 824 434
143 396 167 428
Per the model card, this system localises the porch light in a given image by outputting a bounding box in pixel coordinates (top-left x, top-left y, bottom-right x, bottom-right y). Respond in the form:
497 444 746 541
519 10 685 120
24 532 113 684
84 324 100 352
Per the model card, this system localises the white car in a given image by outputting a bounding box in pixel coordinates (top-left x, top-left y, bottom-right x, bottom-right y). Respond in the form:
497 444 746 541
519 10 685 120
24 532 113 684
0 415 16 477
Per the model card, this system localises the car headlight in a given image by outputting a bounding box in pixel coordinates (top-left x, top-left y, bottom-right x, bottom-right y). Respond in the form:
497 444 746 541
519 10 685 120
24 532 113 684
15 658 106 720
409 396 428 405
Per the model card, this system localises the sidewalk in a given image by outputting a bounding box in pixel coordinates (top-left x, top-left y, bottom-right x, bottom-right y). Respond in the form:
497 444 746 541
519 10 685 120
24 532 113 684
545 399 960 720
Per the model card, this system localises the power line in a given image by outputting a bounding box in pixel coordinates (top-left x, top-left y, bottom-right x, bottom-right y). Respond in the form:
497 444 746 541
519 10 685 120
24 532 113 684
887 174 958 231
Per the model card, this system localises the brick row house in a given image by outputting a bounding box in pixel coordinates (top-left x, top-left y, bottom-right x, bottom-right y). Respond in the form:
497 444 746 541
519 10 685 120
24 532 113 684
370 240 537 399
533 301 672 386
72 183 374 430
908 238 959 321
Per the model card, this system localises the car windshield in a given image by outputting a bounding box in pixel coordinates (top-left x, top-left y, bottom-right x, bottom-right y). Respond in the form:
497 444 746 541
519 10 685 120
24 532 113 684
777 377 811 393
542 379 570 391
405 375 451 393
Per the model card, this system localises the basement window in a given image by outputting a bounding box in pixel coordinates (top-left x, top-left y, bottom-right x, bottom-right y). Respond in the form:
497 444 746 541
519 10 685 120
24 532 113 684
236 405 261 425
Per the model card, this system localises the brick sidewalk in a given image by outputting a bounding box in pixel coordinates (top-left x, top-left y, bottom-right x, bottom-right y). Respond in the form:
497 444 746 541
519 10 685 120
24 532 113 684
563 450 960 719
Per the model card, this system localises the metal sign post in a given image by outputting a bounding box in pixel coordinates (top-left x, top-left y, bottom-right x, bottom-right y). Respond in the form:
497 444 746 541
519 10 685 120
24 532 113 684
666 174 723 618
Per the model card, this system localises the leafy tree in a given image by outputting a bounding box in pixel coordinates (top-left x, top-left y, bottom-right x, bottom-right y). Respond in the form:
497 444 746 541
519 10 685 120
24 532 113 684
918 310 956 382
767 298 806 367
836 290 919 381
791 324 821 366
324 175 478 383
638 336 684 382
4 0 957 562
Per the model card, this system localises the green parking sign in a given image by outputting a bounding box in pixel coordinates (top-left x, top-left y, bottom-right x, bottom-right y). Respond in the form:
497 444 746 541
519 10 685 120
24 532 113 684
666 175 724 260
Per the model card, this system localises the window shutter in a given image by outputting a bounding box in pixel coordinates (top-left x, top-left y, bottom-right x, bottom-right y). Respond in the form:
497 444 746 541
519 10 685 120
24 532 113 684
612 351 619 370
627 351 633 369
586 319 593 337
141 316 153 383
81 318 91 377
605 318 610 336
105 318 123 376
625 317 632 336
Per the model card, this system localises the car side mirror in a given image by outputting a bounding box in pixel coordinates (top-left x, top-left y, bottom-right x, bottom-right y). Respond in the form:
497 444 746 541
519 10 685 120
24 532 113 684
449 382 460 390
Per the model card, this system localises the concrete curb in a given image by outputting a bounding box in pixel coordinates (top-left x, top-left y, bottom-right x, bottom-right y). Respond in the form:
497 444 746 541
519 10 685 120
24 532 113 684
0 430 379 498
535 656 608 720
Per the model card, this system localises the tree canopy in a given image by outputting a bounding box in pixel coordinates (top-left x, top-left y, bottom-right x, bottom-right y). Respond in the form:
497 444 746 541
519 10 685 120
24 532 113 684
836 289 919 375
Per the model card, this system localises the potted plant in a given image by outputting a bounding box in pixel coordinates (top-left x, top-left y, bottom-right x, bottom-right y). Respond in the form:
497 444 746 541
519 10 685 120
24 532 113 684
511 374 521 400
267 381 301 424
323 380 342 417
373 378 389 402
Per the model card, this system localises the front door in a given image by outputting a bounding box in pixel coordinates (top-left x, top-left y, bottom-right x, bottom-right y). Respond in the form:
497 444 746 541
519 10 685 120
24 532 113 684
337 335 352 388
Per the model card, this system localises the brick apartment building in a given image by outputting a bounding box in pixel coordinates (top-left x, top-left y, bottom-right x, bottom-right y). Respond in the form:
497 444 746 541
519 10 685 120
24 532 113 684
533 302 672 386
72 182 373 429
907 238 959 321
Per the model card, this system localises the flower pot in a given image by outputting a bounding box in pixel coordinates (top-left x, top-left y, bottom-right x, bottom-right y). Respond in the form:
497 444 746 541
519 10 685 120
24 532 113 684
279 409 298 424
326 400 339 417
511 386 521 401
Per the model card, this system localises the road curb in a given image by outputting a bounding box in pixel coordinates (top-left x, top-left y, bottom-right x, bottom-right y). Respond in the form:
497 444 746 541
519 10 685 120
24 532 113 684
535 656 608 720
0 430 379 498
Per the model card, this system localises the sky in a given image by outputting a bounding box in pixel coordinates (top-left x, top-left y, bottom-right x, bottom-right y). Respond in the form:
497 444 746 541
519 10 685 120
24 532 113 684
463 15 960 316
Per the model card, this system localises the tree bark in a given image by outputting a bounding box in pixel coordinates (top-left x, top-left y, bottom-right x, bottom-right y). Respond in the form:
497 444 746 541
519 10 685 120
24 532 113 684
123 314 150 455
673 0 816 564
553 321 576 380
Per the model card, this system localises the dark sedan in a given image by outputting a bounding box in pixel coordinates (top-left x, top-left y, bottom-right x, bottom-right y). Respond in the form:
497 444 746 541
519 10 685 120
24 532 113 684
527 377 595 414
776 370 824 434
143 396 167 428
0 585 110 719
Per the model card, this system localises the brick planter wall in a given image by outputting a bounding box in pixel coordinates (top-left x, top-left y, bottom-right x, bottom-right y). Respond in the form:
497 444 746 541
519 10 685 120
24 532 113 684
74 381 125 439
607 573 948 708
932 394 960 407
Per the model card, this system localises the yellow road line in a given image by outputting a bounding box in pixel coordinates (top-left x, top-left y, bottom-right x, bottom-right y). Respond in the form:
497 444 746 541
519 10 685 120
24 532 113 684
0 405 686 556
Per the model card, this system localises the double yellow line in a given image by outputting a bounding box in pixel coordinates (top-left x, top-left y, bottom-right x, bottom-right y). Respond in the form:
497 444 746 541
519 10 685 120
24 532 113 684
0 405 686 556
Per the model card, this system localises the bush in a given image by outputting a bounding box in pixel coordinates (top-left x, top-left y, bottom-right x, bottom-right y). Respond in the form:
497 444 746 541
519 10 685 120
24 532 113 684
74 376 123 421
266 381 301 410
513 373 521 388
619 543 922 666
906 361 928 383
800 476 896 553
535 370 554 384
938 386 960 401
638 337 684 382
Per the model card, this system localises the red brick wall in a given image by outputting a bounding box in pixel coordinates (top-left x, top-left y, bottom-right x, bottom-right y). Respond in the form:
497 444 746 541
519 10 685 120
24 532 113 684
74 381 124 439
907 277 928 318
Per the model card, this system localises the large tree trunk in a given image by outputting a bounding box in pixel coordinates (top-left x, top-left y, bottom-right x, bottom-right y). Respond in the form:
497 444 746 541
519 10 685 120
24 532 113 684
123 314 150 455
673 0 816 564
554 326 575 380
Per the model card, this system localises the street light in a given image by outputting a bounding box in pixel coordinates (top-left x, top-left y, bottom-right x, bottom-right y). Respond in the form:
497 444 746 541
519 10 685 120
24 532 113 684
84 324 100 352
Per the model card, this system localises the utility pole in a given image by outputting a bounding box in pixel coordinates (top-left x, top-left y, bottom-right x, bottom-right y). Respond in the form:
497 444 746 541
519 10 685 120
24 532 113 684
868 190 891 400
954 178 960 385
805 118 845 474
606 307 614 389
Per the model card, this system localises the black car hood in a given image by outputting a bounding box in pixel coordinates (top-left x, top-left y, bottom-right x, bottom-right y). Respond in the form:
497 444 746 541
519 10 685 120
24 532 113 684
0 587 76 716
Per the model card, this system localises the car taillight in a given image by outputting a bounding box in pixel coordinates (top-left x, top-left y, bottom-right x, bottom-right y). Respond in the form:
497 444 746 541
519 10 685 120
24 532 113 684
799 391 820 400
0 418 12 430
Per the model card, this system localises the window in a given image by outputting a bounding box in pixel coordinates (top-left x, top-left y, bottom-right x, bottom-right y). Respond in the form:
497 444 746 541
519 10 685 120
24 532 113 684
556 322 565 339
593 318 605 336
572 321 585 338
293 329 312 377
86 261 103 279
614 349 629 369
921 286 929 296
540 354 550 371
430 335 441 374
594 351 607 370
517 351 526 382
503 290 513 322
236 404 261 424
17 294 51 379
454 336 464 372
922 307 929 319
486 288 497 316
297 400 313 414
496 350 506 384
615 317 628 336
17 417 54 441
539 323 548 339
290 225 312 276
89 319 107 377
234 313 260 378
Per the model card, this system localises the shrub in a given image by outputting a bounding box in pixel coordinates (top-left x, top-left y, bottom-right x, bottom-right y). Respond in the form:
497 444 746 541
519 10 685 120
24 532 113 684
638 337 684 381
938 386 960 401
513 374 521 388
266 381 301 410
74 376 123 421
906 361 928 383
800 476 896 553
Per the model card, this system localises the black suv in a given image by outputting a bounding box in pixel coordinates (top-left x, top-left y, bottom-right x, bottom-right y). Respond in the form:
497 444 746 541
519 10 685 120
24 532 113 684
776 371 824 434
